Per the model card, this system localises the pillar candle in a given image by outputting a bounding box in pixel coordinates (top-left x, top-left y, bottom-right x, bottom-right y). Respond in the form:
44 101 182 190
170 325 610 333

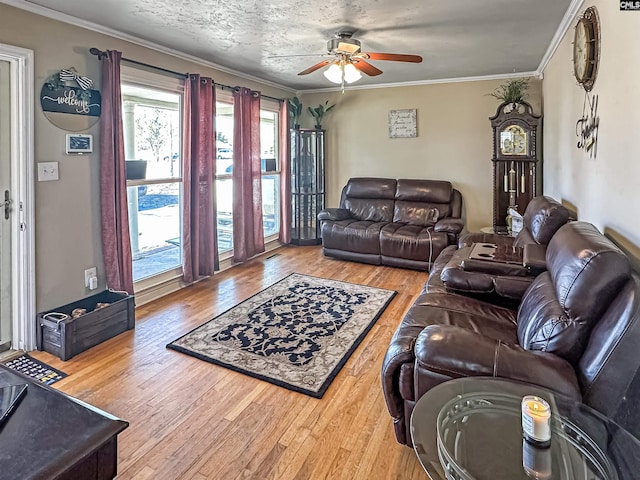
521 395 551 447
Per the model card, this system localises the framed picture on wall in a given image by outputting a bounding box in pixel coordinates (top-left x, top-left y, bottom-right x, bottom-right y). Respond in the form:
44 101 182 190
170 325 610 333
389 109 417 138
65 134 93 154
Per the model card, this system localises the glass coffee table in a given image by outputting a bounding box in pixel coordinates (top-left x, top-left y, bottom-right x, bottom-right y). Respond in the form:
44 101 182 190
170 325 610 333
410 377 640 480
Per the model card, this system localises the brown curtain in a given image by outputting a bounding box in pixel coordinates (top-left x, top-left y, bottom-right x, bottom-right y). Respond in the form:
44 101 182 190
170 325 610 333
278 100 291 243
232 87 264 263
182 74 217 283
99 50 134 294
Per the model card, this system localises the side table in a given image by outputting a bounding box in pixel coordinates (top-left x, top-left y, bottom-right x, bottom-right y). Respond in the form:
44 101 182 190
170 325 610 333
410 377 640 480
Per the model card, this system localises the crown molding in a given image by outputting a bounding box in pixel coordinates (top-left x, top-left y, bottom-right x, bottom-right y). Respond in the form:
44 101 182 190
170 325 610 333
537 0 585 74
1 0 296 93
1 0 565 95
299 71 541 94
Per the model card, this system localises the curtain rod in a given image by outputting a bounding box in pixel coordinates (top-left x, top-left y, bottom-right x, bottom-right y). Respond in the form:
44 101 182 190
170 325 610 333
89 48 284 103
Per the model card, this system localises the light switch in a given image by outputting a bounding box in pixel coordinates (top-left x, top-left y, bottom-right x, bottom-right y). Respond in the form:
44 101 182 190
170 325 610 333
38 162 59 181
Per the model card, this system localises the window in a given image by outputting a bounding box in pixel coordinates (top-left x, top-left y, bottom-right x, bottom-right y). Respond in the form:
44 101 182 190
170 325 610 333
214 93 281 257
260 108 280 239
121 72 183 283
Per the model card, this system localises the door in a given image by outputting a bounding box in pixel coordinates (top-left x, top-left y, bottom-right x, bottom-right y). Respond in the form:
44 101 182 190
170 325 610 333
0 59 11 351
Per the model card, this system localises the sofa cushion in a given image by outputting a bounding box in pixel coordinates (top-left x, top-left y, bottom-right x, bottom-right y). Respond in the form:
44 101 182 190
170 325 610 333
320 219 385 255
344 177 397 200
547 222 630 326
393 202 440 226
380 224 448 263
413 325 581 401
344 198 394 222
395 179 452 204
517 222 631 363
522 196 570 245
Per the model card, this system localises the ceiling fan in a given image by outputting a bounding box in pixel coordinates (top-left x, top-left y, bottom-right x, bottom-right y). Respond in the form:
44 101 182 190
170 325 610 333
297 32 423 85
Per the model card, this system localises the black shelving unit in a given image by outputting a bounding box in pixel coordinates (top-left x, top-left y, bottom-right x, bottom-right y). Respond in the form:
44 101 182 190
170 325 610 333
290 128 325 245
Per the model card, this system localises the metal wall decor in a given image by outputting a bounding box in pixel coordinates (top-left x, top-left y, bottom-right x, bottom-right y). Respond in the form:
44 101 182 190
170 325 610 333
576 93 599 159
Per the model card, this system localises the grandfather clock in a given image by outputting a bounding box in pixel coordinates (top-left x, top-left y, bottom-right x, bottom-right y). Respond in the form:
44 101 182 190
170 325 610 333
490 101 541 234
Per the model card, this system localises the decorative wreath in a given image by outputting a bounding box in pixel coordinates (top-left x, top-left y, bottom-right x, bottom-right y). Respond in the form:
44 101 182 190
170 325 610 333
44 67 95 102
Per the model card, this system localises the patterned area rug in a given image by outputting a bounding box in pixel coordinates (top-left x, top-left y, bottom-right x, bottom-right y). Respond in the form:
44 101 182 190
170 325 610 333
167 273 396 398
3 354 68 385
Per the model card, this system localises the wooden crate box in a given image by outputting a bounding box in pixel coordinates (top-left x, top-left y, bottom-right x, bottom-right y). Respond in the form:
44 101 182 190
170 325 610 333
37 290 135 361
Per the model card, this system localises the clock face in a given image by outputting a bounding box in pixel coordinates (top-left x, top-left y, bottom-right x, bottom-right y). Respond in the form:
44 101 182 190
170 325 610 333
500 125 528 156
573 20 592 83
572 7 599 91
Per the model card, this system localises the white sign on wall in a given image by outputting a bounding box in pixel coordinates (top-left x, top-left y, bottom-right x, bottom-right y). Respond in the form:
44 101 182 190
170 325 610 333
388 109 417 138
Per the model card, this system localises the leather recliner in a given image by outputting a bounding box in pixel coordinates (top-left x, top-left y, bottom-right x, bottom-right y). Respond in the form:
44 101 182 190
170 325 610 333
382 221 640 445
439 196 571 301
318 178 464 270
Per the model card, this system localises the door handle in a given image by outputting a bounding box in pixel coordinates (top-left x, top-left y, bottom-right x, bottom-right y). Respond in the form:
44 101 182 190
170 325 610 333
1 190 11 219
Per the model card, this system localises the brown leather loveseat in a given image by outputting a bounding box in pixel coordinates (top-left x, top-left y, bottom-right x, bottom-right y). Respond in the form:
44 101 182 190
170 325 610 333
318 178 464 270
382 221 640 445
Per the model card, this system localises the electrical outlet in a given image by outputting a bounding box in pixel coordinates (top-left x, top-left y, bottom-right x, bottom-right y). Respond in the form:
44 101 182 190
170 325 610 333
84 267 97 288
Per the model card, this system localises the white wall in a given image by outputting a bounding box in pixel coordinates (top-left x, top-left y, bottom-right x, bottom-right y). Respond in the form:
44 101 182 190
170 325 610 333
543 2 640 245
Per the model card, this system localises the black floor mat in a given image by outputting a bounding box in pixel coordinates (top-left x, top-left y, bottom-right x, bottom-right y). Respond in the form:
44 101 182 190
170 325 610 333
2 354 68 385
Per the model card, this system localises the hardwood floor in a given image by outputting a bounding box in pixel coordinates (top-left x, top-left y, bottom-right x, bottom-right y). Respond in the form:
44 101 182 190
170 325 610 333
31 246 429 480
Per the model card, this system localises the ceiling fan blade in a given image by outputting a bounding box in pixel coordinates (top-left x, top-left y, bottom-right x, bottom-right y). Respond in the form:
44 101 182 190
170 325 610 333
361 52 423 63
352 59 383 76
298 60 333 76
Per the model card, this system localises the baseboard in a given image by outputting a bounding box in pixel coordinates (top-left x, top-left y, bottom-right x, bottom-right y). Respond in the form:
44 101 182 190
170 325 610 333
134 240 284 306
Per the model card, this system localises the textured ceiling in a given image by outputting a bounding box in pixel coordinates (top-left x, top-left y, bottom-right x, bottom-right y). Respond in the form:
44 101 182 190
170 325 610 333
18 0 572 90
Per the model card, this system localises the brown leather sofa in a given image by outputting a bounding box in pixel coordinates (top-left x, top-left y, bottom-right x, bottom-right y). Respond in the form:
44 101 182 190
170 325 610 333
318 178 464 270
382 221 640 445
440 196 571 301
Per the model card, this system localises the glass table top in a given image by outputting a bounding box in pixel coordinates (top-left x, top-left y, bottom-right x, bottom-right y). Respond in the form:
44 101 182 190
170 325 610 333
410 378 640 480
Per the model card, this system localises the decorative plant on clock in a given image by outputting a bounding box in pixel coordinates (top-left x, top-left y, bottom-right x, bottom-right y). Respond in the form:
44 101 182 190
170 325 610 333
489 78 529 106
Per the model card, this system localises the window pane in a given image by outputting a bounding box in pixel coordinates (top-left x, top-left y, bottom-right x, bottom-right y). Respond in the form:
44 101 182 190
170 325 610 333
216 101 233 175
260 110 277 172
216 177 233 254
122 84 181 180
128 182 182 281
262 174 280 237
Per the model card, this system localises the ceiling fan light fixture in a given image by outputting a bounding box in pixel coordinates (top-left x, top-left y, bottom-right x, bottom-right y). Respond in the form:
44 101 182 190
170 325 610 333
343 62 362 84
323 63 344 84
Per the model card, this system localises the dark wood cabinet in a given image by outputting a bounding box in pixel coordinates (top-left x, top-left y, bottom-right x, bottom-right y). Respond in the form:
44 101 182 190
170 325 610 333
290 128 325 245
0 365 128 479
489 101 541 233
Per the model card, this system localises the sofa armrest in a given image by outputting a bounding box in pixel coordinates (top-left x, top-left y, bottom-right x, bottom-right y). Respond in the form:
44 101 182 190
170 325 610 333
317 208 351 222
414 325 581 400
523 243 547 274
434 217 464 234
381 325 424 419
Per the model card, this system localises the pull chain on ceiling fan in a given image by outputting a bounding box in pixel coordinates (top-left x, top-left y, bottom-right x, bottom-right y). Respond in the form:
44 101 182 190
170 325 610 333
297 32 423 88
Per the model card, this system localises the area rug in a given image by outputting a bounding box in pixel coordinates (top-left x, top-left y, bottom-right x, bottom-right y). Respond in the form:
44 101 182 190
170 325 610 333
2 354 68 385
167 273 396 398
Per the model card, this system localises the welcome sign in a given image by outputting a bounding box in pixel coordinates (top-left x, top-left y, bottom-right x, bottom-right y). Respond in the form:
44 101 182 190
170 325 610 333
40 68 101 117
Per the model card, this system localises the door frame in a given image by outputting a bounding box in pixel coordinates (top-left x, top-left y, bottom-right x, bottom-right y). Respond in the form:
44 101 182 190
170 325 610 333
0 43 35 350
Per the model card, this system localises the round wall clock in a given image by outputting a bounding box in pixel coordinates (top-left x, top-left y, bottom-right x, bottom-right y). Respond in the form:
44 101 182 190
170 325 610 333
573 6 600 91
